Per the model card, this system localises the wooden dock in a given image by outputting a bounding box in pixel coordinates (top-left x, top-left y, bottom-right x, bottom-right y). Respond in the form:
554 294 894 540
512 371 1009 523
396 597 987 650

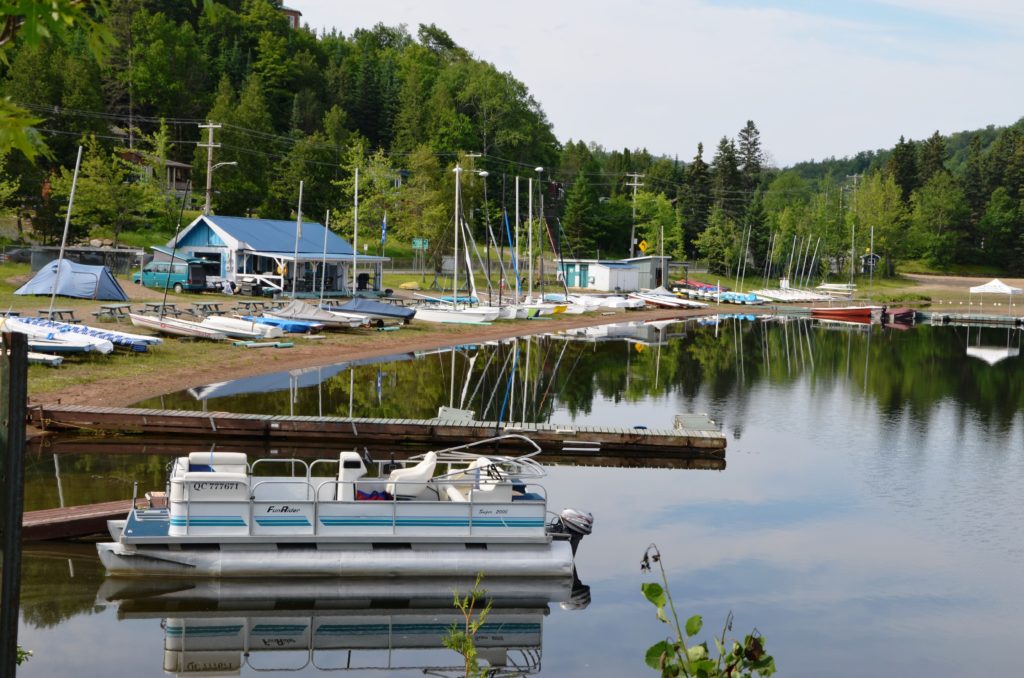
31 405 726 461
22 499 130 541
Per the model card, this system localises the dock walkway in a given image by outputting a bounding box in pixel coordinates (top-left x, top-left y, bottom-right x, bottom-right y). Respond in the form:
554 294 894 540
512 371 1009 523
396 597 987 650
22 499 130 541
31 405 726 460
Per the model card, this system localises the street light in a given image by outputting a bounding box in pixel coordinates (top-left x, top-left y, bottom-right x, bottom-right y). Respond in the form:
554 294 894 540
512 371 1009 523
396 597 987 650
204 160 238 215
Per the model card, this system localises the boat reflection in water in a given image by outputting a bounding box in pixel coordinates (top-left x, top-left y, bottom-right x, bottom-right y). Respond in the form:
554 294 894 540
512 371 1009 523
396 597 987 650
97 573 590 676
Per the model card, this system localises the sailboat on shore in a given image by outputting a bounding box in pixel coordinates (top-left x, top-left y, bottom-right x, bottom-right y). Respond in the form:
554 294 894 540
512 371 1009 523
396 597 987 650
415 165 501 324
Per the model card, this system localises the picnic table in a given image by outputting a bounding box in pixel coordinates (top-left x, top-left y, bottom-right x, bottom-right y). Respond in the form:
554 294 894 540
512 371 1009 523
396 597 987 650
93 303 133 323
143 302 181 317
232 299 268 314
191 300 224 317
38 308 80 323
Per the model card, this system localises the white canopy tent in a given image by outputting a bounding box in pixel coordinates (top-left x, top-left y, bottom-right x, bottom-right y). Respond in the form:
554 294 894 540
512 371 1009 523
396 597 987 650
968 278 1023 313
966 346 1020 366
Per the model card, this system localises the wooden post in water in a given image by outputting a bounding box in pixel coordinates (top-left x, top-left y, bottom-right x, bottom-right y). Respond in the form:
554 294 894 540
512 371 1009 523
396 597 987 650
0 331 28 674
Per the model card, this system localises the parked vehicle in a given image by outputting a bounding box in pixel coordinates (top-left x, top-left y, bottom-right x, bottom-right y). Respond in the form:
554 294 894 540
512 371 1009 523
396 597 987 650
131 258 218 293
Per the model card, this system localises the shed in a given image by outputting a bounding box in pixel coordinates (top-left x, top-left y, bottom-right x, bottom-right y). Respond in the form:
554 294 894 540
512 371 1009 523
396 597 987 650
622 255 672 289
14 259 129 301
558 258 640 292
161 215 389 296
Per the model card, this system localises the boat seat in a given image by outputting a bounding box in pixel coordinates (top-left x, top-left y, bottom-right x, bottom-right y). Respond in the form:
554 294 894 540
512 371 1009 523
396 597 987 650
439 483 469 502
385 452 437 500
187 451 249 475
336 451 367 501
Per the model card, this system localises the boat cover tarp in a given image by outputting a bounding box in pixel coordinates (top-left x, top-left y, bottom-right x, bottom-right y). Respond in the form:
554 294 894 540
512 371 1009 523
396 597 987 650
269 300 350 324
326 298 416 321
14 258 128 301
968 279 1023 295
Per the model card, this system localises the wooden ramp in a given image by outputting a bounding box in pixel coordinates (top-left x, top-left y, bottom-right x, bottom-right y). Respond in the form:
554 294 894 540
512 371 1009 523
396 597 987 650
22 499 130 541
31 405 726 461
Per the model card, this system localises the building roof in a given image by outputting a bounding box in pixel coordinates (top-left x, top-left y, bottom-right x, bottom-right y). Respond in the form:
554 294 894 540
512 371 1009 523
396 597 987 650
173 215 393 262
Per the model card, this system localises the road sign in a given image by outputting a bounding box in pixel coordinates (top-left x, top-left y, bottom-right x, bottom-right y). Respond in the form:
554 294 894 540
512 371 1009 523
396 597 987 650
638 239 648 253
412 238 429 251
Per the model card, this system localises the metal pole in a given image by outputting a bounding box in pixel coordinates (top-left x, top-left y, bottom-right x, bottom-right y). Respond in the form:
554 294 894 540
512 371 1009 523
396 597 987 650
352 168 359 295
319 210 330 305
49 145 83 314
290 181 303 297
453 166 462 309
0 332 27 675
527 177 533 302
514 177 521 300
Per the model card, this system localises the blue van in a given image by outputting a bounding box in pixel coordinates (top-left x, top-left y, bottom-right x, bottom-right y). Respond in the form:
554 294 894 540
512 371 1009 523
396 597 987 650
132 259 211 293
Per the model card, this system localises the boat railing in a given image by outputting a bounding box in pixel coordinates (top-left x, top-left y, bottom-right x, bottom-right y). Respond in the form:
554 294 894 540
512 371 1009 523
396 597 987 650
251 457 309 477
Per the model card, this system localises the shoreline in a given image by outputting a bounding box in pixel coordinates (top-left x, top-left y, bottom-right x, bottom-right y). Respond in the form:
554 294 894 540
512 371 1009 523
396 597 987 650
31 307 713 409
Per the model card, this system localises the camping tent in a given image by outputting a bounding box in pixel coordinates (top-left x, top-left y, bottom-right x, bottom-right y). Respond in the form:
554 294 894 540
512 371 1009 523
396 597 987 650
14 258 129 301
968 278 1022 312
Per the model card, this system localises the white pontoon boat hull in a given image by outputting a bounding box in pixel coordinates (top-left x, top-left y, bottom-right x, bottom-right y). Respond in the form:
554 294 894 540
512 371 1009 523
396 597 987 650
96 539 573 577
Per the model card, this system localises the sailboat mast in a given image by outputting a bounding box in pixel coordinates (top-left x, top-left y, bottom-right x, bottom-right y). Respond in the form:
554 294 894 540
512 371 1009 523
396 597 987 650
527 177 533 301
453 165 462 310
352 168 359 295
319 209 330 305
49 145 83 314
515 176 521 300
290 180 303 297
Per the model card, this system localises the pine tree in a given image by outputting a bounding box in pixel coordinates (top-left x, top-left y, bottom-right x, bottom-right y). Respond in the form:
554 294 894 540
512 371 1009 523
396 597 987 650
710 136 742 219
918 131 948 185
679 143 711 258
737 120 764 191
886 135 919 203
961 135 987 230
562 171 597 256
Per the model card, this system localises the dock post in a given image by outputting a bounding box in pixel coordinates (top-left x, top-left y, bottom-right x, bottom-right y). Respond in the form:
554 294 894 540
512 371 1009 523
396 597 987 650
1 331 28 675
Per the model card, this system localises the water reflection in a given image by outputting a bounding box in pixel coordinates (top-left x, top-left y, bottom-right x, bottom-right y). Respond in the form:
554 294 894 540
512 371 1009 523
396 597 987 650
143 318 1024 433
19 543 587 677
20 318 1024 676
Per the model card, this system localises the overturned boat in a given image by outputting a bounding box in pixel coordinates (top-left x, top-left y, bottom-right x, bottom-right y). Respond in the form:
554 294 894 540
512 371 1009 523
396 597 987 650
97 435 593 578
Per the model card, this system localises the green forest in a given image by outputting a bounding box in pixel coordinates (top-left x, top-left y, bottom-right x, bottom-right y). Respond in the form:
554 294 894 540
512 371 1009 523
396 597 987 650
2 0 1024 278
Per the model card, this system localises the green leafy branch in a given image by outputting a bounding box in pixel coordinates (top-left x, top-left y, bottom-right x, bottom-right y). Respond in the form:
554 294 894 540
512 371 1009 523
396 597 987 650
443 572 494 678
641 544 776 677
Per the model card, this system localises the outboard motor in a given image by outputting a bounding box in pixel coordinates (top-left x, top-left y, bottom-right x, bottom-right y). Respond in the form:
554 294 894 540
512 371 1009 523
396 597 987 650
551 508 594 556
560 567 592 611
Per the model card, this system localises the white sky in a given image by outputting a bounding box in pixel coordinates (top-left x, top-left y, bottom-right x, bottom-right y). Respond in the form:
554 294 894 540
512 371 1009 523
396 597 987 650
296 0 1024 167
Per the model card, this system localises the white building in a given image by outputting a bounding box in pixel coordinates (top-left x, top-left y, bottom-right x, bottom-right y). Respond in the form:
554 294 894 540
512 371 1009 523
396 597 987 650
557 259 640 292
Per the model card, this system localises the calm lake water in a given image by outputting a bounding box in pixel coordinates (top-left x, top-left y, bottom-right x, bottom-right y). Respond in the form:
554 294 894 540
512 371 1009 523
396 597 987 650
18 316 1024 676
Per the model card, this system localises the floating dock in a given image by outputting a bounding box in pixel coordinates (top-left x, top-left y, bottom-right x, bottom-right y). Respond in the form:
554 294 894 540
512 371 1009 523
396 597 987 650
22 499 131 541
920 312 1023 327
30 405 726 461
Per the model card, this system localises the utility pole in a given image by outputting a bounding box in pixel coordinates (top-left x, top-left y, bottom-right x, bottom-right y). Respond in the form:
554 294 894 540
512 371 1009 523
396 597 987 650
625 172 644 257
846 174 861 287
199 122 222 215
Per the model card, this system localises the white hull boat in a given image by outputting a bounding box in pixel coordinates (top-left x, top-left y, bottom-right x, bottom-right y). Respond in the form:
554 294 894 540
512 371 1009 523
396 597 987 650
129 313 227 340
598 295 645 310
13 316 162 350
414 305 500 324
0 316 114 353
629 287 708 309
200 315 284 340
97 435 592 578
